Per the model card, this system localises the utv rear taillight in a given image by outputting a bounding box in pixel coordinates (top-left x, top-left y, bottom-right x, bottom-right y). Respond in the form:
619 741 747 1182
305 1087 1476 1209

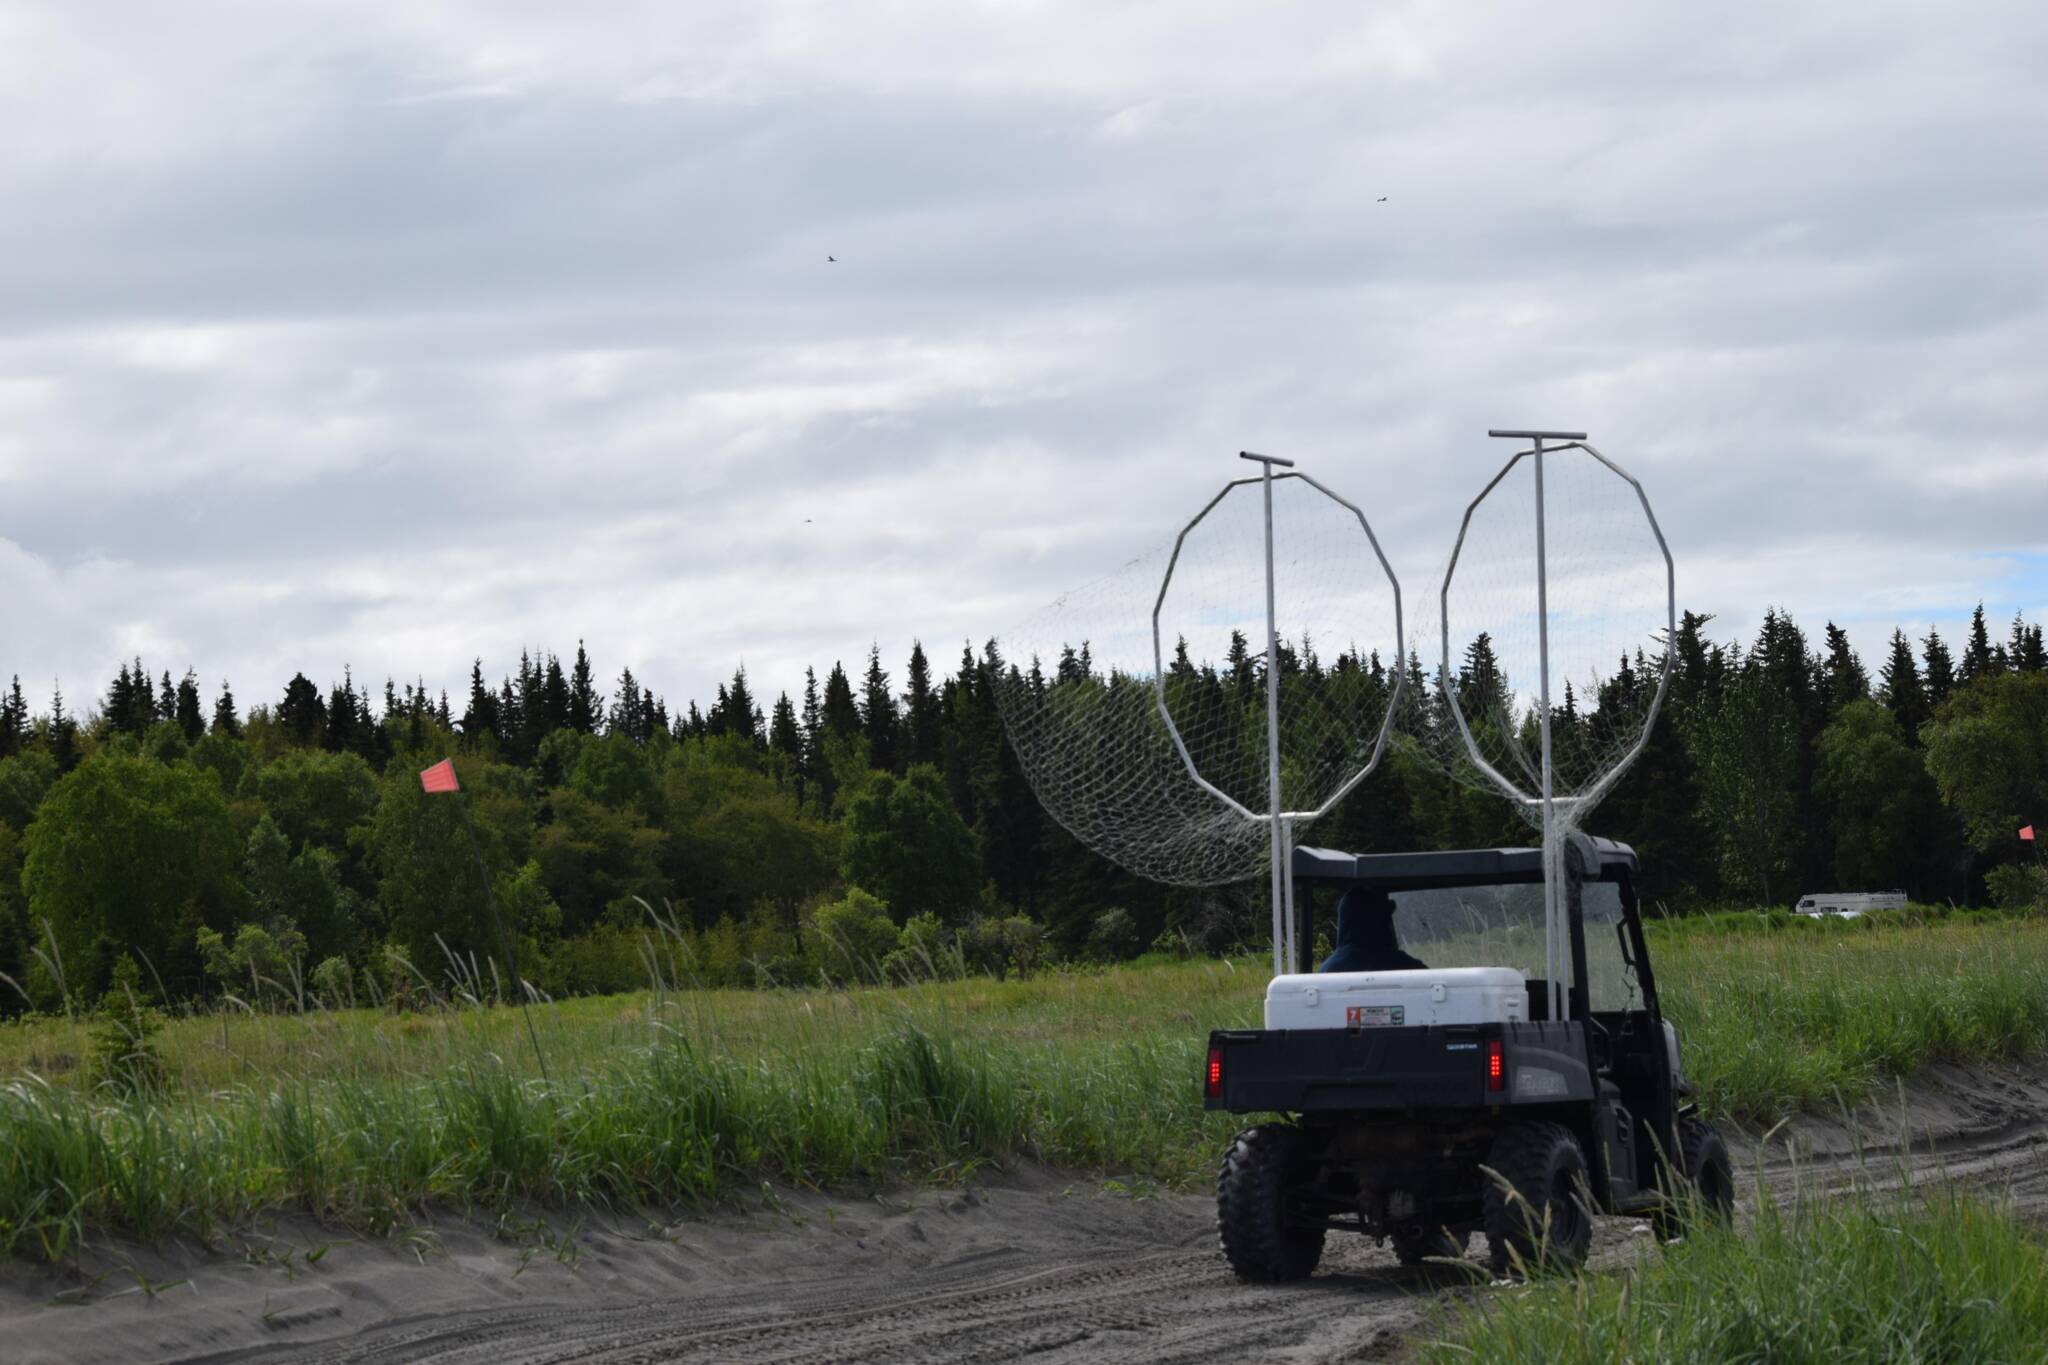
1206 1047 1224 1099
1487 1038 1505 1092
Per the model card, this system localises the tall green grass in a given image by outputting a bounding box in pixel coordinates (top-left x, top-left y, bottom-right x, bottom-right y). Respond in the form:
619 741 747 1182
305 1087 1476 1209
1426 1184 2048 1362
4 918 2048 1261
1653 920 2048 1122
0 963 1255 1260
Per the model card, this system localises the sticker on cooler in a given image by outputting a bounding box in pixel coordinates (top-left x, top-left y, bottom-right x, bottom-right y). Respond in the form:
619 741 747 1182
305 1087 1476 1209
1345 1004 1403 1027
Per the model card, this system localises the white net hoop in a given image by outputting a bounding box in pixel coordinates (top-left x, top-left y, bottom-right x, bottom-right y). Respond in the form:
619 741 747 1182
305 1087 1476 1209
1418 434 1674 1021
989 467 1404 897
1429 440 1675 831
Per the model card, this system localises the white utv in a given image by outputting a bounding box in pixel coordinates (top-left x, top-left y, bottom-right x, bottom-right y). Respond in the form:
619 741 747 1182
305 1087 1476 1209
1204 834 1732 1277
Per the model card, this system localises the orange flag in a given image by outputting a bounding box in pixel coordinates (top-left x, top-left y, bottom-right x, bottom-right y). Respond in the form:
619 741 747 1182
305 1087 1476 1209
420 758 460 794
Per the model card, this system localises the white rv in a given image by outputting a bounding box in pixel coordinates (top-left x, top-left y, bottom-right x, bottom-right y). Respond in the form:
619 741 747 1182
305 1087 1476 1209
1794 890 1907 919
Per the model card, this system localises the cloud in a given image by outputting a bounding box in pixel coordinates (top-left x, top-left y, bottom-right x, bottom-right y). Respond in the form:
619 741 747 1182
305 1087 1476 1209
1 0 2045 719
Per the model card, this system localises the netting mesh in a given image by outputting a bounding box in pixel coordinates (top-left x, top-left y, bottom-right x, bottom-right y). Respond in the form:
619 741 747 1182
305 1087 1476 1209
1415 444 1673 832
989 473 1403 886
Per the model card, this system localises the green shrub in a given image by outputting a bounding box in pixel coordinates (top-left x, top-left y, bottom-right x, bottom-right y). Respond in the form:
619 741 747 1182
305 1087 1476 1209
1087 908 1141 962
810 889 900 984
309 955 354 1007
881 912 967 983
197 919 309 1008
85 956 165 1097
957 915 1048 979
542 921 650 997
1987 863 2048 911
697 916 746 987
1146 926 1193 959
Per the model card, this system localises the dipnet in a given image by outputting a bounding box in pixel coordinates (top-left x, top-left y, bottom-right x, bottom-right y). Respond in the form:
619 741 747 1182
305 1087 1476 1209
1417 441 1674 833
989 472 1404 886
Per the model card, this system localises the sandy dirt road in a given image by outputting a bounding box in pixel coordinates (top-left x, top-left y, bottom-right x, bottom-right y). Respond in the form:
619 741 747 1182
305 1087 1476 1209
7 1057 2048 1364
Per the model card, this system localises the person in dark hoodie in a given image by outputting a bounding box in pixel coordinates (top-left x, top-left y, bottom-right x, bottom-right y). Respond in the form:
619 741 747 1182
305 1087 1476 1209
1319 888 1427 973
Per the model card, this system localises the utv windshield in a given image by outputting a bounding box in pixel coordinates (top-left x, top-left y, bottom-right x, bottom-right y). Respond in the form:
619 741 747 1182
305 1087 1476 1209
1348 879 1635 1011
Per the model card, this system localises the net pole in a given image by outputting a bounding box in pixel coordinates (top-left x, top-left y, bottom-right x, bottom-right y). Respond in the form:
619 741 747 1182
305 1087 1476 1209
1532 441 1561 1024
1261 459 1287 978
1281 817 1297 970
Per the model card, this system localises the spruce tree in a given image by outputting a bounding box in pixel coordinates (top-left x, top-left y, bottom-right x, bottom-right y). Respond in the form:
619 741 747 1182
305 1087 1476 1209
463 660 501 747
1922 628 1956 709
1225 630 1255 707
801 666 826 811
137 663 157 731
768 691 802 782
1879 628 1928 740
607 667 642 740
1821 623 1868 713
2012 616 2047 672
1962 603 1994 683
278 673 327 746
1673 610 1716 708
212 681 241 737
723 666 762 744
1749 609 1826 891
0 675 25 757
1456 632 1508 718
157 671 177 725
496 676 523 758
904 641 942 769
174 671 204 743
323 669 361 753
108 657 159 736
822 662 861 739
106 661 136 737
513 650 547 758
567 641 603 734
541 654 572 736
860 645 897 772
47 684 78 771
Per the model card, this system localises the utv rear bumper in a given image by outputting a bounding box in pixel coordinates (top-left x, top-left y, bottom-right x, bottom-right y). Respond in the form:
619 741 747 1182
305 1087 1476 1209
1204 1022 1595 1114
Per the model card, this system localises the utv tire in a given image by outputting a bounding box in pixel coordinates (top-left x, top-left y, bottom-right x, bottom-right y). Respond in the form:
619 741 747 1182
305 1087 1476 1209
1482 1121 1593 1277
1654 1115 1735 1238
1217 1124 1325 1282
1390 1224 1470 1267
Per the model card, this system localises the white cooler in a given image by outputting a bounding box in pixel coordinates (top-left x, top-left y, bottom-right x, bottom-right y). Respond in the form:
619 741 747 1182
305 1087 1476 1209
1264 967 1529 1030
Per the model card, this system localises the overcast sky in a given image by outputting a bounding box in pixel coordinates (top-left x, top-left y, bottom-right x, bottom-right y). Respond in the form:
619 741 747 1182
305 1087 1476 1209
3 1 2045 720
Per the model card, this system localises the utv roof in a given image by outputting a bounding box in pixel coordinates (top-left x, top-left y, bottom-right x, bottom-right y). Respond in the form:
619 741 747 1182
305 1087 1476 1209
1291 837 1638 891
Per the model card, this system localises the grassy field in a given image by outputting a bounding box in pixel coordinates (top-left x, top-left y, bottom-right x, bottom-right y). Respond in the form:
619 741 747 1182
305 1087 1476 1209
1649 914 2048 1122
3 915 2048 1261
1426 1183 2048 1362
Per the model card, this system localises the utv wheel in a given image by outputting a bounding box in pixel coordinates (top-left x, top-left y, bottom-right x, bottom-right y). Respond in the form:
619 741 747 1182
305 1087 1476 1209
1216 1124 1326 1282
1654 1115 1735 1238
1482 1121 1593 1277
1390 1224 1470 1267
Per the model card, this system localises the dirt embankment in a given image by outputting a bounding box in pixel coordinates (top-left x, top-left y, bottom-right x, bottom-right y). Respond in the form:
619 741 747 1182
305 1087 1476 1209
8 1059 2048 1365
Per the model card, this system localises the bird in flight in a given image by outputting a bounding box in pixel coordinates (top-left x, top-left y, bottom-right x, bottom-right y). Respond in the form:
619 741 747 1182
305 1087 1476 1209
827 255 836 262
1377 196 1387 203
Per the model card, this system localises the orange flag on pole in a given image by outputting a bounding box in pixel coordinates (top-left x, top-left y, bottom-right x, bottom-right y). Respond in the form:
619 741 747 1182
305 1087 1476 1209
420 758 460 794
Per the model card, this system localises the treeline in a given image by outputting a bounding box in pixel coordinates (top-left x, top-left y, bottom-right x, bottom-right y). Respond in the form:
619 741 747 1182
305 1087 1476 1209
0 604 2044 1013
0 640 1167 1014
1403 604 2047 913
